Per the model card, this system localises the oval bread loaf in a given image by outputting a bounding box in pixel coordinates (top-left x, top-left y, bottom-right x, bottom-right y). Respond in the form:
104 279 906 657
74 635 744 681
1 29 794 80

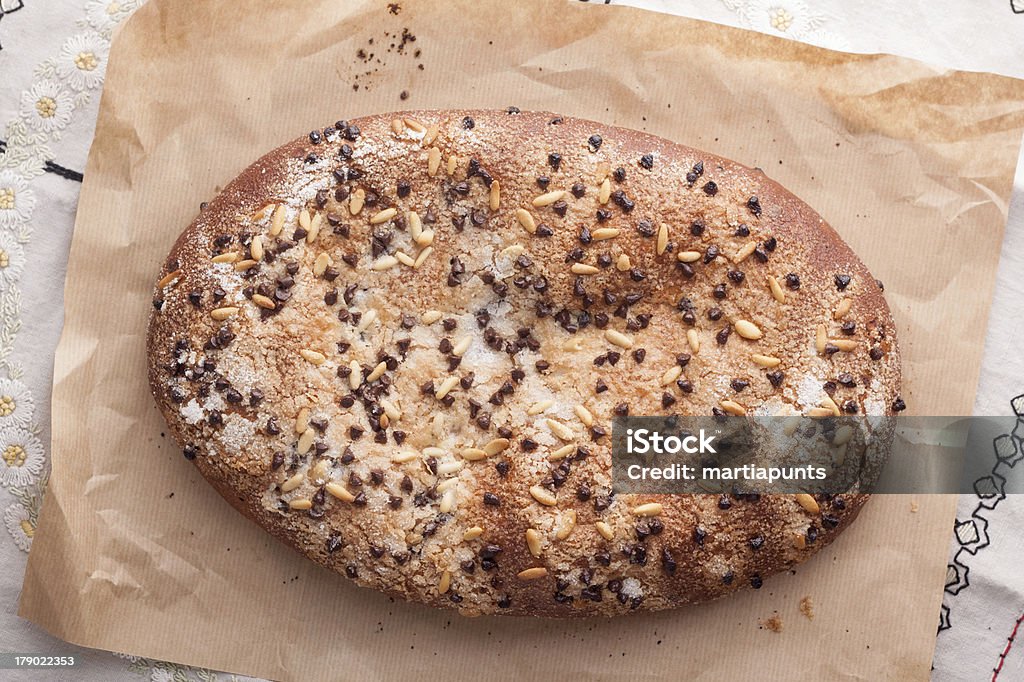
148 109 901 617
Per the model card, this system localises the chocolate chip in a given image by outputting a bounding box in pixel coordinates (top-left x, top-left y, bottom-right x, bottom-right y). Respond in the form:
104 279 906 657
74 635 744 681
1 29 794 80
587 134 603 152
835 274 851 291
462 116 475 129
703 181 718 196
639 153 654 169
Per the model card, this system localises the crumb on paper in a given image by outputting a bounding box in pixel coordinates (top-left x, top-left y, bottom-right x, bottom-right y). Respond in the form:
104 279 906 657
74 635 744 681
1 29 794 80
910 500 919 513
759 614 783 633
799 596 815 621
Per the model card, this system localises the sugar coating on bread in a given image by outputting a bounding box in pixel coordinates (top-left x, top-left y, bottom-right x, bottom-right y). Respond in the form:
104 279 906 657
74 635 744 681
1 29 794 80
147 110 901 617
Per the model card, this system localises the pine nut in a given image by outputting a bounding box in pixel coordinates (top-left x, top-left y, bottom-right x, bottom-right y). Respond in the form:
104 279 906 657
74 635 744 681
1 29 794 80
483 438 510 456
451 336 472 356
556 510 577 540
460 448 487 461
366 361 387 382
297 428 315 454
306 213 322 242
570 263 599 275
687 329 700 354
815 324 827 354
528 400 553 415
517 567 548 580
489 180 501 211
661 365 683 386
516 208 537 234
370 208 397 225
591 228 620 241
349 188 365 216
526 529 543 557
435 376 459 400
734 320 763 340
632 502 663 516
546 419 574 442
574 404 594 427
372 255 399 271
530 485 557 506
300 349 325 365
157 270 181 288
532 190 565 207
427 147 441 176
437 570 452 594
795 493 820 514
252 294 276 309
270 204 286 237
549 444 575 461
326 482 356 502
720 400 747 416
733 242 756 263
605 329 634 349
281 472 304 493
313 252 332 276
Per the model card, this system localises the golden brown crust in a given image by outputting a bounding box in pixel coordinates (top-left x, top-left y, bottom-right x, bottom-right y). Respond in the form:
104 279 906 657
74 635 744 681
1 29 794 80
147 110 900 617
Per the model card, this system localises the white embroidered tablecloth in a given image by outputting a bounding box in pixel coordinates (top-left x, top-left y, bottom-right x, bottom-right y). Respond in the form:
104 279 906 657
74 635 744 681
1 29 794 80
0 1 1021 680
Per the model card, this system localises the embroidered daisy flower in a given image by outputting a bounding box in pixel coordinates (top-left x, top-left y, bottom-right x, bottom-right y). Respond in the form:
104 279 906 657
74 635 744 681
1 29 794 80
57 32 109 91
0 232 26 289
739 0 822 39
0 427 44 487
0 170 36 229
3 503 34 552
0 378 33 429
86 0 140 33
112 652 140 663
19 80 75 133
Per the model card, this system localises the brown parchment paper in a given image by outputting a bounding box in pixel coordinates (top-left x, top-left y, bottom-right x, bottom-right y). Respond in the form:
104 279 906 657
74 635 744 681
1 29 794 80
20 0 1024 679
